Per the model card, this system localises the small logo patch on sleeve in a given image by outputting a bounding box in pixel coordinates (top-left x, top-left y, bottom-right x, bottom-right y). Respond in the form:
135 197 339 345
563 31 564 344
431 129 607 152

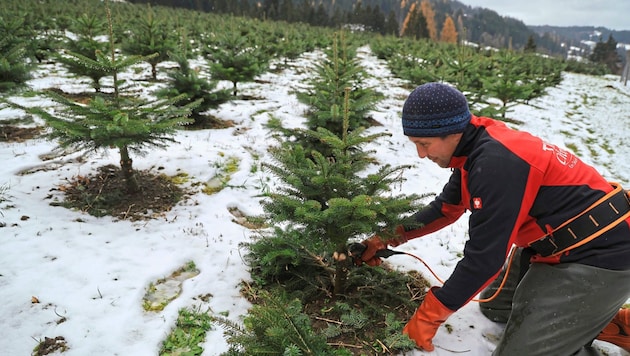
473 197 482 210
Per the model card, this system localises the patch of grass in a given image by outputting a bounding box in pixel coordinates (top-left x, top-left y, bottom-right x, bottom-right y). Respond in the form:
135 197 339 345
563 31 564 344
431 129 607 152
163 172 191 185
600 141 615 155
32 336 68 356
183 260 197 272
143 261 201 311
160 306 213 356
131 65 144 75
244 146 261 174
565 142 580 156
252 108 268 117
583 137 600 158
202 155 242 195
223 156 240 174
0 182 10 205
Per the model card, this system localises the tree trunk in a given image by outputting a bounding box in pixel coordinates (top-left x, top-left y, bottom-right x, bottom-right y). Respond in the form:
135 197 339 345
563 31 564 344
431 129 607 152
119 145 139 194
333 245 351 298
151 63 158 80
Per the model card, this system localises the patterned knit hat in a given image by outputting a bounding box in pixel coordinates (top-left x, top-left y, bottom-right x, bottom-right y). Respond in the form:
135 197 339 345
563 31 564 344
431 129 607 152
401 82 471 137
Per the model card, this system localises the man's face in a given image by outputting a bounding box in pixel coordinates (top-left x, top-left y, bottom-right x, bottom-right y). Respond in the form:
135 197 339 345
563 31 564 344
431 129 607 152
408 134 462 168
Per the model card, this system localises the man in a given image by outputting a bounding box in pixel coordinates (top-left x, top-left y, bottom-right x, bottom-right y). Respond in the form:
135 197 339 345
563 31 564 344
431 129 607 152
355 82 630 355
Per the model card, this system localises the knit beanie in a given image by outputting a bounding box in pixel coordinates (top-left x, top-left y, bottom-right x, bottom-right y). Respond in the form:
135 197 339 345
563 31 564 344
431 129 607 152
401 82 471 137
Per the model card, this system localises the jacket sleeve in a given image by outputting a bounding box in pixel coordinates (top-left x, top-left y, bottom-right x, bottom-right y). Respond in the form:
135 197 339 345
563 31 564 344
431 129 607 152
434 147 534 311
399 169 467 241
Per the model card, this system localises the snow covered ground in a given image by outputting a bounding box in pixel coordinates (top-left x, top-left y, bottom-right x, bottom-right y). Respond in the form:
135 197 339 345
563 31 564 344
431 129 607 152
1 46 629 355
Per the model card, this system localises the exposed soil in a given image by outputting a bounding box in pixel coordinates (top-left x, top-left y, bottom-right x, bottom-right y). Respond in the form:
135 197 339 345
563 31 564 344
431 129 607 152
185 115 235 130
52 164 189 221
0 125 44 142
0 95 192 221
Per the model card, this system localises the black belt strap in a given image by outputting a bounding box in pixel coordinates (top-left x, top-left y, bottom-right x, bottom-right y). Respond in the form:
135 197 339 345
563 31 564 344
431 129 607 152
529 185 630 257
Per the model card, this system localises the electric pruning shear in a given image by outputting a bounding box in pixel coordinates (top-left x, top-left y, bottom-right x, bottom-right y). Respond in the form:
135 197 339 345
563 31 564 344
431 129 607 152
347 242 522 303
347 242 405 262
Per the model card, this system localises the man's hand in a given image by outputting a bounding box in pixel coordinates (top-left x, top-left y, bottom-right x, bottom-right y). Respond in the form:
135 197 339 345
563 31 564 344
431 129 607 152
403 287 454 351
351 226 410 266
353 235 387 266
390 225 410 246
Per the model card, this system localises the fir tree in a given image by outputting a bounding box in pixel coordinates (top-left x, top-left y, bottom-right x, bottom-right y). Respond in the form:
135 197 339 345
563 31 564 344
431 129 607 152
216 291 334 355
400 3 429 39
56 13 110 92
524 34 537 53
155 51 230 128
384 10 400 37
1 13 42 64
295 32 381 143
436 43 493 106
0 15 35 92
260 88 422 297
273 28 314 67
0 39 32 93
120 5 179 80
5 2 199 194
590 34 622 74
480 50 535 120
279 0 295 22
207 25 269 97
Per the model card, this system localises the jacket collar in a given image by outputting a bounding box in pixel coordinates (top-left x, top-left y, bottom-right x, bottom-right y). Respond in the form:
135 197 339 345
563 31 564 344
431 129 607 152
447 115 482 168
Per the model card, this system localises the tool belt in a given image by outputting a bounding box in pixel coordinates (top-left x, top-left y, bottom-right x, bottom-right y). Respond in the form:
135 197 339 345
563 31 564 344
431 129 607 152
529 182 630 257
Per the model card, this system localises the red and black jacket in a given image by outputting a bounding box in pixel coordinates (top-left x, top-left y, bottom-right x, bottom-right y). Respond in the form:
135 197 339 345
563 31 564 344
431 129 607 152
403 115 630 311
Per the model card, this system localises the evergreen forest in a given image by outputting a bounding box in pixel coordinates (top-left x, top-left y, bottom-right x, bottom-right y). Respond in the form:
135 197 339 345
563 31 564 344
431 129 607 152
125 0 630 67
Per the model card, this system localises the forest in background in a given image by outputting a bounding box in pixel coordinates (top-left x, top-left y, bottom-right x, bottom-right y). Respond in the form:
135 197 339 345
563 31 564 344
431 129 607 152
125 0 630 64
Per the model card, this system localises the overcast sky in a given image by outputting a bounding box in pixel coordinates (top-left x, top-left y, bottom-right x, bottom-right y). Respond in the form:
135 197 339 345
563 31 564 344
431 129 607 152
460 0 629 31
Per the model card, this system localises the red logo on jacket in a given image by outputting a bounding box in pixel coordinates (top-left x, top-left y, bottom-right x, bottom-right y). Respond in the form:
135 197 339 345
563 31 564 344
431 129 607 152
473 197 482 210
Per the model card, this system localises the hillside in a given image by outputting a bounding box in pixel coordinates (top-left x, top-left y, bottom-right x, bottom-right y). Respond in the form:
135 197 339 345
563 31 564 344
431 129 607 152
530 25 630 47
124 0 627 60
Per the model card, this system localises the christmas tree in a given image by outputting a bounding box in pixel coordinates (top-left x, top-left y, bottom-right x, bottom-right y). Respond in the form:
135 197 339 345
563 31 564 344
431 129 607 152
55 13 110 92
297 32 381 136
155 51 230 128
256 88 423 297
119 5 179 80
6 2 199 194
207 25 269 97
0 16 34 92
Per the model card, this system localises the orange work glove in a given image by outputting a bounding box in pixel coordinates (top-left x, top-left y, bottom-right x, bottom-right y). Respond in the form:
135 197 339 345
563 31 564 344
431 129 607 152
403 287 454 351
388 225 410 247
355 226 411 266
355 235 387 266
